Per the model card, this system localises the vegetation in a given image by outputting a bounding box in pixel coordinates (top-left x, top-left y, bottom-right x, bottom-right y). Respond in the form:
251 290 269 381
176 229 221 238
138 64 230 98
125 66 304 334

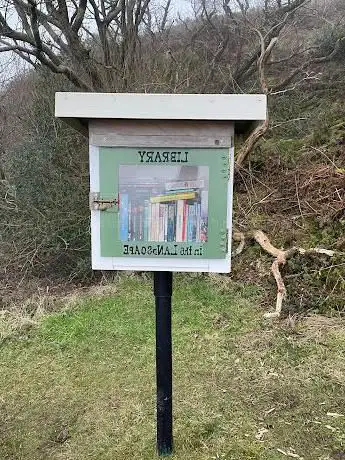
0 1 344 458
2 0 343 94
0 72 91 284
1 275 345 460
1 62 344 315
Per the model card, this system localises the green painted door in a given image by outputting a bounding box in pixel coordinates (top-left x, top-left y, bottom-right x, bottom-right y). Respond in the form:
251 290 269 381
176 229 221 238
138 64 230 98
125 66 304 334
99 147 229 259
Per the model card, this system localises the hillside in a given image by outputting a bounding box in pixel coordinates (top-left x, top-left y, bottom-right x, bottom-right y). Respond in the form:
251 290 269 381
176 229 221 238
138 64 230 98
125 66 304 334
0 2 344 458
0 0 344 315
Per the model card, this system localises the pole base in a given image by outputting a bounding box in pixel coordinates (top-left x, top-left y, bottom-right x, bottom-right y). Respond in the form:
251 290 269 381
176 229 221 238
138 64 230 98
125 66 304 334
158 446 173 457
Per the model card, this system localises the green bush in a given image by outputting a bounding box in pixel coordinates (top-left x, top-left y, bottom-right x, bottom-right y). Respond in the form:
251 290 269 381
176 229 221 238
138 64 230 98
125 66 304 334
284 252 345 315
313 25 345 61
1 72 91 280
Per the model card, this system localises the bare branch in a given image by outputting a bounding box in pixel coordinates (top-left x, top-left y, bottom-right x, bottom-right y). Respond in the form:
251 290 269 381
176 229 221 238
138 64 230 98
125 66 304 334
271 37 345 93
13 2 32 37
202 34 230 92
160 0 172 32
27 0 43 56
12 48 38 68
103 0 122 26
255 29 278 93
71 0 87 33
231 0 310 87
236 116 269 168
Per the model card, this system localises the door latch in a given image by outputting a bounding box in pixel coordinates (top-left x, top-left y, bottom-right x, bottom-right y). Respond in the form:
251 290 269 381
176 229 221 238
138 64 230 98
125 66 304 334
89 192 119 211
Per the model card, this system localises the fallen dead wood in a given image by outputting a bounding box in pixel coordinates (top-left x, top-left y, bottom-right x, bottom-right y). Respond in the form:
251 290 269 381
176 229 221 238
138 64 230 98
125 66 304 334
232 231 246 256
233 230 337 318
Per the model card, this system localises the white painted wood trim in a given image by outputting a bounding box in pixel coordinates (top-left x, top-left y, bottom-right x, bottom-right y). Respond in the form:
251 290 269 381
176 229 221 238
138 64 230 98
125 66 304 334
56 93 267 122
227 145 235 271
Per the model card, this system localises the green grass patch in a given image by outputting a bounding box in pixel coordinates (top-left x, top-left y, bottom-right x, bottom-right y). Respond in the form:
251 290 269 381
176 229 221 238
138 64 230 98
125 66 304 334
1 275 345 459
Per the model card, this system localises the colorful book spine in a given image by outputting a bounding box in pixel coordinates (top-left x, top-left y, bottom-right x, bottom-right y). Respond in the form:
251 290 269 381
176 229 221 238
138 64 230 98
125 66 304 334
128 199 132 241
132 205 138 241
153 202 160 241
119 193 129 241
138 205 143 240
150 191 196 203
192 203 197 242
187 205 194 242
167 203 175 242
159 204 164 241
164 205 168 242
120 182 208 244
182 201 187 242
164 188 195 194
176 200 184 242
172 204 177 241
150 203 155 241
144 201 149 241
165 180 205 191
200 190 208 242
149 202 155 241
196 203 201 242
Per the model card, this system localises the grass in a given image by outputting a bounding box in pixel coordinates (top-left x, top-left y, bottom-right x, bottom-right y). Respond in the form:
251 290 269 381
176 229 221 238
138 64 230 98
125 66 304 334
1 274 345 460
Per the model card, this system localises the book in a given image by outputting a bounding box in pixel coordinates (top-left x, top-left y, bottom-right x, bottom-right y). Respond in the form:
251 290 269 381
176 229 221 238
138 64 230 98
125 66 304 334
159 204 164 241
152 203 159 241
119 193 129 241
150 191 197 203
187 204 194 242
176 200 184 242
182 201 187 242
128 199 132 240
164 205 168 242
119 178 208 244
167 203 175 242
148 202 152 241
144 200 149 241
165 180 205 191
132 205 138 240
138 205 144 240
154 203 160 241
192 202 198 241
200 191 208 242
196 203 201 241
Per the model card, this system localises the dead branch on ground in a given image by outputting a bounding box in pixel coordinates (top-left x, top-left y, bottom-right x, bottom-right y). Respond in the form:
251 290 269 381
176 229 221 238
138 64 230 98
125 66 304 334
233 230 337 318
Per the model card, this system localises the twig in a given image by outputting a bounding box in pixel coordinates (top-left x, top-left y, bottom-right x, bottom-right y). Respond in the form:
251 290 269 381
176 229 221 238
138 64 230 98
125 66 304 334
294 173 304 224
309 146 339 169
271 118 307 129
265 259 286 318
232 230 337 318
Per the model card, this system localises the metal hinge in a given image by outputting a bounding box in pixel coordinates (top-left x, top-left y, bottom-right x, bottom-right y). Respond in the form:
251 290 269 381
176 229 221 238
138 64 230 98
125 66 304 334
220 228 229 253
89 192 119 211
221 153 231 180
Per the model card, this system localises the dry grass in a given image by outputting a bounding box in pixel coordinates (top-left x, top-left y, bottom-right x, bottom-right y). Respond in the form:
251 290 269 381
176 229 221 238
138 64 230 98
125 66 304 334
0 276 124 342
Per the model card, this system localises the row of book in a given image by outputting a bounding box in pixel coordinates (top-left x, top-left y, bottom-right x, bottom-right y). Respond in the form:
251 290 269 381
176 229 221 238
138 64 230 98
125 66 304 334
119 190 208 243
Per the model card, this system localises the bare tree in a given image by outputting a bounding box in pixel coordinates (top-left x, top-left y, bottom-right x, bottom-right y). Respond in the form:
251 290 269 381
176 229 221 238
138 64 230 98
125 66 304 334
0 0 158 90
187 0 345 165
1 0 344 93
0 0 344 134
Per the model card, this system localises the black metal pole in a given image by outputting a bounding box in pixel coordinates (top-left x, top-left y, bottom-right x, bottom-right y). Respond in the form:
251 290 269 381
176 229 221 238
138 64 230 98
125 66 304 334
154 271 173 456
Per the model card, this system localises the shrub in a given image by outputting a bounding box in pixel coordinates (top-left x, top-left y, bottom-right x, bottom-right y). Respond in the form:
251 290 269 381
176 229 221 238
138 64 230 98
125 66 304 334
313 24 345 61
1 71 91 281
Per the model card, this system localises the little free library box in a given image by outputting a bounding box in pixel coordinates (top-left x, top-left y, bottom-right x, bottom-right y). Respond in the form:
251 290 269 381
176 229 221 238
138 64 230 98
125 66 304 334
55 93 267 273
